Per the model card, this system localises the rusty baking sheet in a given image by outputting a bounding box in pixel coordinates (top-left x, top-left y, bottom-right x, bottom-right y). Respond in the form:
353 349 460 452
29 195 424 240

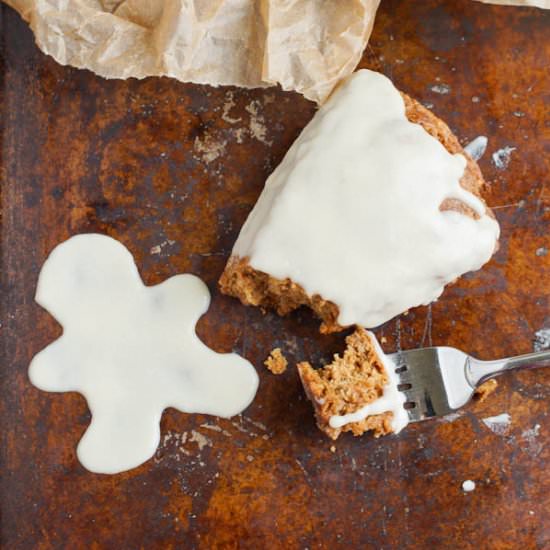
1 0 549 548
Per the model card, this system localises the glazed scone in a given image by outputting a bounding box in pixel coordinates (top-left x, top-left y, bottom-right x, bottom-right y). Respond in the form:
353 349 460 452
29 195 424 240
219 69 500 332
297 328 408 440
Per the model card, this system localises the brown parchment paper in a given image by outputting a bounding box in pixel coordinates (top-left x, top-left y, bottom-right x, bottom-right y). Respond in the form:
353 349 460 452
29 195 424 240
3 0 547 105
3 0 381 104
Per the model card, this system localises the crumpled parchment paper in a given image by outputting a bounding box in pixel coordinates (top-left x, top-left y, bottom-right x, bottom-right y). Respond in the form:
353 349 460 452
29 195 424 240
3 0 381 104
476 0 549 7
3 0 547 104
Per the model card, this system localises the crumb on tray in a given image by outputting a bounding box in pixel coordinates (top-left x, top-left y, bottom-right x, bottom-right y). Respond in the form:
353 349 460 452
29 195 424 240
264 348 288 375
474 379 498 402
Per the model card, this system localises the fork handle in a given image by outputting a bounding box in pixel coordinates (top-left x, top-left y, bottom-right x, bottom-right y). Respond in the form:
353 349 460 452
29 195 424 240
466 350 550 387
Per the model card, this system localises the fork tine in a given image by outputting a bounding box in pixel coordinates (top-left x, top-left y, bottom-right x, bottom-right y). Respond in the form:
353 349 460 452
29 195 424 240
394 368 413 384
403 388 437 418
388 347 468 421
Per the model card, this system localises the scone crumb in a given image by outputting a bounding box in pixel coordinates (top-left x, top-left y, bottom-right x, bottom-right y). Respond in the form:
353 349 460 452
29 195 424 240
474 379 498 402
264 348 288 375
381 336 387 344
330 445 336 453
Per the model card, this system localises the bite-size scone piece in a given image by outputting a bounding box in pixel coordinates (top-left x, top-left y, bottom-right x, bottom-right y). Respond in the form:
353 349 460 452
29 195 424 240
297 328 408 440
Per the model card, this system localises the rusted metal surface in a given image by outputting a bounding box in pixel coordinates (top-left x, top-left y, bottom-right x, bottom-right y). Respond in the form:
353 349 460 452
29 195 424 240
1 0 548 548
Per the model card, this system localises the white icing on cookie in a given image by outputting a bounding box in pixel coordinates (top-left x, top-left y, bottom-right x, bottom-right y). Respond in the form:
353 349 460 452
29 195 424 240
29 234 259 474
232 69 500 328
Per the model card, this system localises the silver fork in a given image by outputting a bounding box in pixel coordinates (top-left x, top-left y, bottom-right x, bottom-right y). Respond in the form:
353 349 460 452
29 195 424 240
388 347 550 422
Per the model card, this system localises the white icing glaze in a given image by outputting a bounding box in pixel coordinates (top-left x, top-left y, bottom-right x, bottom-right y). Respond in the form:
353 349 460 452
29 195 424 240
29 234 259 474
482 412 511 425
482 413 511 435
462 480 476 492
328 331 408 434
464 135 488 161
233 69 500 328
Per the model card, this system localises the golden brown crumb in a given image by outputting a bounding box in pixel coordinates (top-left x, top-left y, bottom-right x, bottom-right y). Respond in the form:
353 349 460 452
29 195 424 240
474 379 498 402
219 93 496 333
329 445 336 453
263 348 288 375
297 327 394 440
